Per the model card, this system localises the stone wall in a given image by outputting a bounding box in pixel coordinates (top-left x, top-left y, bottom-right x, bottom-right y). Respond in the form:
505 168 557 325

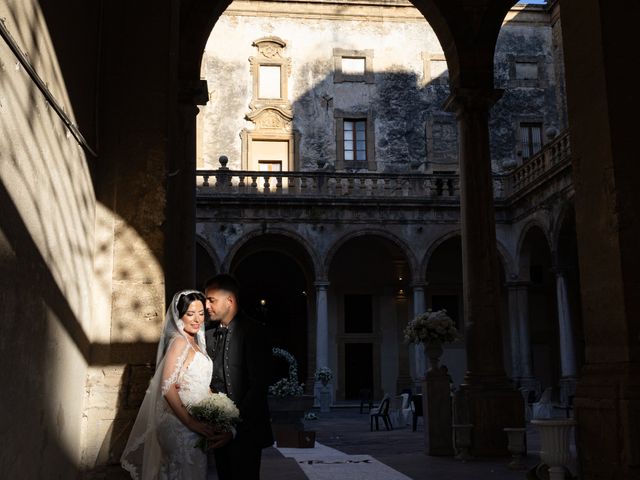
0 0 98 477
199 1 561 174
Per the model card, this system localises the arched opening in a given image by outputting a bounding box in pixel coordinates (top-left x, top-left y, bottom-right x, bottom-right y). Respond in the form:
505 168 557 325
229 234 315 387
518 226 560 395
328 234 411 401
425 235 509 386
556 203 583 398
195 241 219 289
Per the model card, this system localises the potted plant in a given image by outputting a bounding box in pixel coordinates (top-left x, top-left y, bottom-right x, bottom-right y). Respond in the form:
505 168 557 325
404 309 458 371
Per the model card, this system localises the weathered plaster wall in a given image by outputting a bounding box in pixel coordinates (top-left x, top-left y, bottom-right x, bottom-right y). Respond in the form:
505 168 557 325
0 0 98 477
199 2 561 174
493 10 561 171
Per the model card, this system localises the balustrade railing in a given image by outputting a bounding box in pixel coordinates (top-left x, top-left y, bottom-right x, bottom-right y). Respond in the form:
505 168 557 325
197 170 463 200
507 130 570 195
196 130 570 201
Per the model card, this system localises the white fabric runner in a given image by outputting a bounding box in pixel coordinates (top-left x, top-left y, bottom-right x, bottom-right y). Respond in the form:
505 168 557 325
277 442 412 480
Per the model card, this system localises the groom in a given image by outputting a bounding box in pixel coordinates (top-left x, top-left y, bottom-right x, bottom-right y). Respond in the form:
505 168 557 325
204 274 274 479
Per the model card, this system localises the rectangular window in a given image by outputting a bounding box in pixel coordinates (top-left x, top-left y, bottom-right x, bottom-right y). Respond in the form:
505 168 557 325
258 160 282 172
520 122 543 159
344 294 373 333
341 57 366 76
258 65 281 99
430 59 449 81
344 119 367 162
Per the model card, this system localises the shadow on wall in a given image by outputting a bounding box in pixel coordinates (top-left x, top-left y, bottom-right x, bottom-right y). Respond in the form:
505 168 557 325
0 2 159 478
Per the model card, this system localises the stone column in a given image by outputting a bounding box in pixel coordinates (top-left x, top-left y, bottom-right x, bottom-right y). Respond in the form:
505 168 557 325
315 281 330 369
411 283 427 392
166 80 209 296
314 281 332 404
445 89 524 456
560 2 640 476
506 281 539 394
554 269 577 404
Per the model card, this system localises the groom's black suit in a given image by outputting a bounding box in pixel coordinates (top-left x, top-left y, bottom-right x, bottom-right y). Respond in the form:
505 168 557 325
205 314 273 479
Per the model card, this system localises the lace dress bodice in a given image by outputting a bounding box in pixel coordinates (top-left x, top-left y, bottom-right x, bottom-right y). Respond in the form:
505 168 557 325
178 350 213 407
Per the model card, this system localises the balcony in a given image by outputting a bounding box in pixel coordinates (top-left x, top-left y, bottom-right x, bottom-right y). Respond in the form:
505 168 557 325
196 130 570 204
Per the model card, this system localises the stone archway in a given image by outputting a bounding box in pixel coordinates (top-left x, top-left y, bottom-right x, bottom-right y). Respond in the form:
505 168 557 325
228 233 317 388
327 234 413 401
517 225 560 395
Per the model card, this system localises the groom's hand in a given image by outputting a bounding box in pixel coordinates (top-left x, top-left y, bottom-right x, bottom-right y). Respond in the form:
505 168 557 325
208 430 233 449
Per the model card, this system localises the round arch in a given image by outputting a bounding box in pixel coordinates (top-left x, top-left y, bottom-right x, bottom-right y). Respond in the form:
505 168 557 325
324 228 419 283
195 235 221 289
195 234 221 271
420 229 514 280
516 221 553 278
223 227 321 282
550 196 576 261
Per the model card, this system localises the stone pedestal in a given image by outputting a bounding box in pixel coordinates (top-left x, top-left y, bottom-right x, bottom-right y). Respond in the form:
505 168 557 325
423 372 454 456
318 385 331 413
532 419 575 480
454 386 524 457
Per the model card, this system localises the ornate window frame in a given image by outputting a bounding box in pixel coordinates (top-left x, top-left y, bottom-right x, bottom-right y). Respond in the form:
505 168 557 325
249 37 291 108
242 37 299 171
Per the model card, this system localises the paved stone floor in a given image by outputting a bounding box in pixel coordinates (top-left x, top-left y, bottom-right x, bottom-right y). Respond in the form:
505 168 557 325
254 407 578 480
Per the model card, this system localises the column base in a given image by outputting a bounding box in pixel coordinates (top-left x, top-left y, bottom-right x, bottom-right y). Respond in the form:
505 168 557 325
575 363 640 479
454 384 525 457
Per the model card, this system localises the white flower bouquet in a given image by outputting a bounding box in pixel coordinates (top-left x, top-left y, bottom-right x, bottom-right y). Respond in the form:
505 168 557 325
404 309 458 345
188 392 240 450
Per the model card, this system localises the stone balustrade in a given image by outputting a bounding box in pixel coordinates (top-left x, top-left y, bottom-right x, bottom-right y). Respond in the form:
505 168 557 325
507 130 571 195
196 130 570 201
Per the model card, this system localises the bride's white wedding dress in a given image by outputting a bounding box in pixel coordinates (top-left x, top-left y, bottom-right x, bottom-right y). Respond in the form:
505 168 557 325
155 346 213 479
121 290 213 480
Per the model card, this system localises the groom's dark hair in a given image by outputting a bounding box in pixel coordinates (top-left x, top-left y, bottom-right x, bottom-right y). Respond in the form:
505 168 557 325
203 274 240 301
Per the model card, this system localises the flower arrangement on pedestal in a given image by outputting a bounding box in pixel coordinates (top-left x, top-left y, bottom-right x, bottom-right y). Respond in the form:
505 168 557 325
404 309 458 371
314 366 333 386
268 348 315 447
404 309 458 344
269 347 304 397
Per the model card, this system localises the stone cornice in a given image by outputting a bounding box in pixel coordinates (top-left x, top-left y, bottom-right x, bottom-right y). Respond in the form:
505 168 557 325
222 0 550 25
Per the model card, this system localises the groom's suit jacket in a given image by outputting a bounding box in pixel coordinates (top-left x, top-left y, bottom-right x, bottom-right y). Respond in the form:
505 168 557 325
205 314 274 448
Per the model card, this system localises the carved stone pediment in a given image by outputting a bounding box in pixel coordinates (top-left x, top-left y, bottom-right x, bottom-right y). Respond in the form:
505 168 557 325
252 36 287 59
246 107 293 132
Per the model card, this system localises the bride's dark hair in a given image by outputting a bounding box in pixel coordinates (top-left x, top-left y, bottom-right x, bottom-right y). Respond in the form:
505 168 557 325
176 291 206 318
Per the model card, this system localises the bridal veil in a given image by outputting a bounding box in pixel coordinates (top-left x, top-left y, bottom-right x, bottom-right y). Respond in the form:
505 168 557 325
121 289 206 479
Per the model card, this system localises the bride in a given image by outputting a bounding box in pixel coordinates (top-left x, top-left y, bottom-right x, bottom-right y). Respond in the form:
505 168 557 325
121 290 217 479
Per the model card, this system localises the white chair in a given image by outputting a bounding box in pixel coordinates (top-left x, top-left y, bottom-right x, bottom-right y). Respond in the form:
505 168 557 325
389 395 405 427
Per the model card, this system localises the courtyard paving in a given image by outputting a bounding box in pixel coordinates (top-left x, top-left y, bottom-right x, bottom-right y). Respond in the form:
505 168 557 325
254 406 577 480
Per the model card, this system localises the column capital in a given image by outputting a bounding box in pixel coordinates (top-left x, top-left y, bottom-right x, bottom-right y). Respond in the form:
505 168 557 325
410 281 428 289
442 88 504 115
504 280 532 289
314 280 330 288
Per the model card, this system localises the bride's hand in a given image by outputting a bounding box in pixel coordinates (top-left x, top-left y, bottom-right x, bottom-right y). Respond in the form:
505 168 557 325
189 419 217 438
208 430 233 449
